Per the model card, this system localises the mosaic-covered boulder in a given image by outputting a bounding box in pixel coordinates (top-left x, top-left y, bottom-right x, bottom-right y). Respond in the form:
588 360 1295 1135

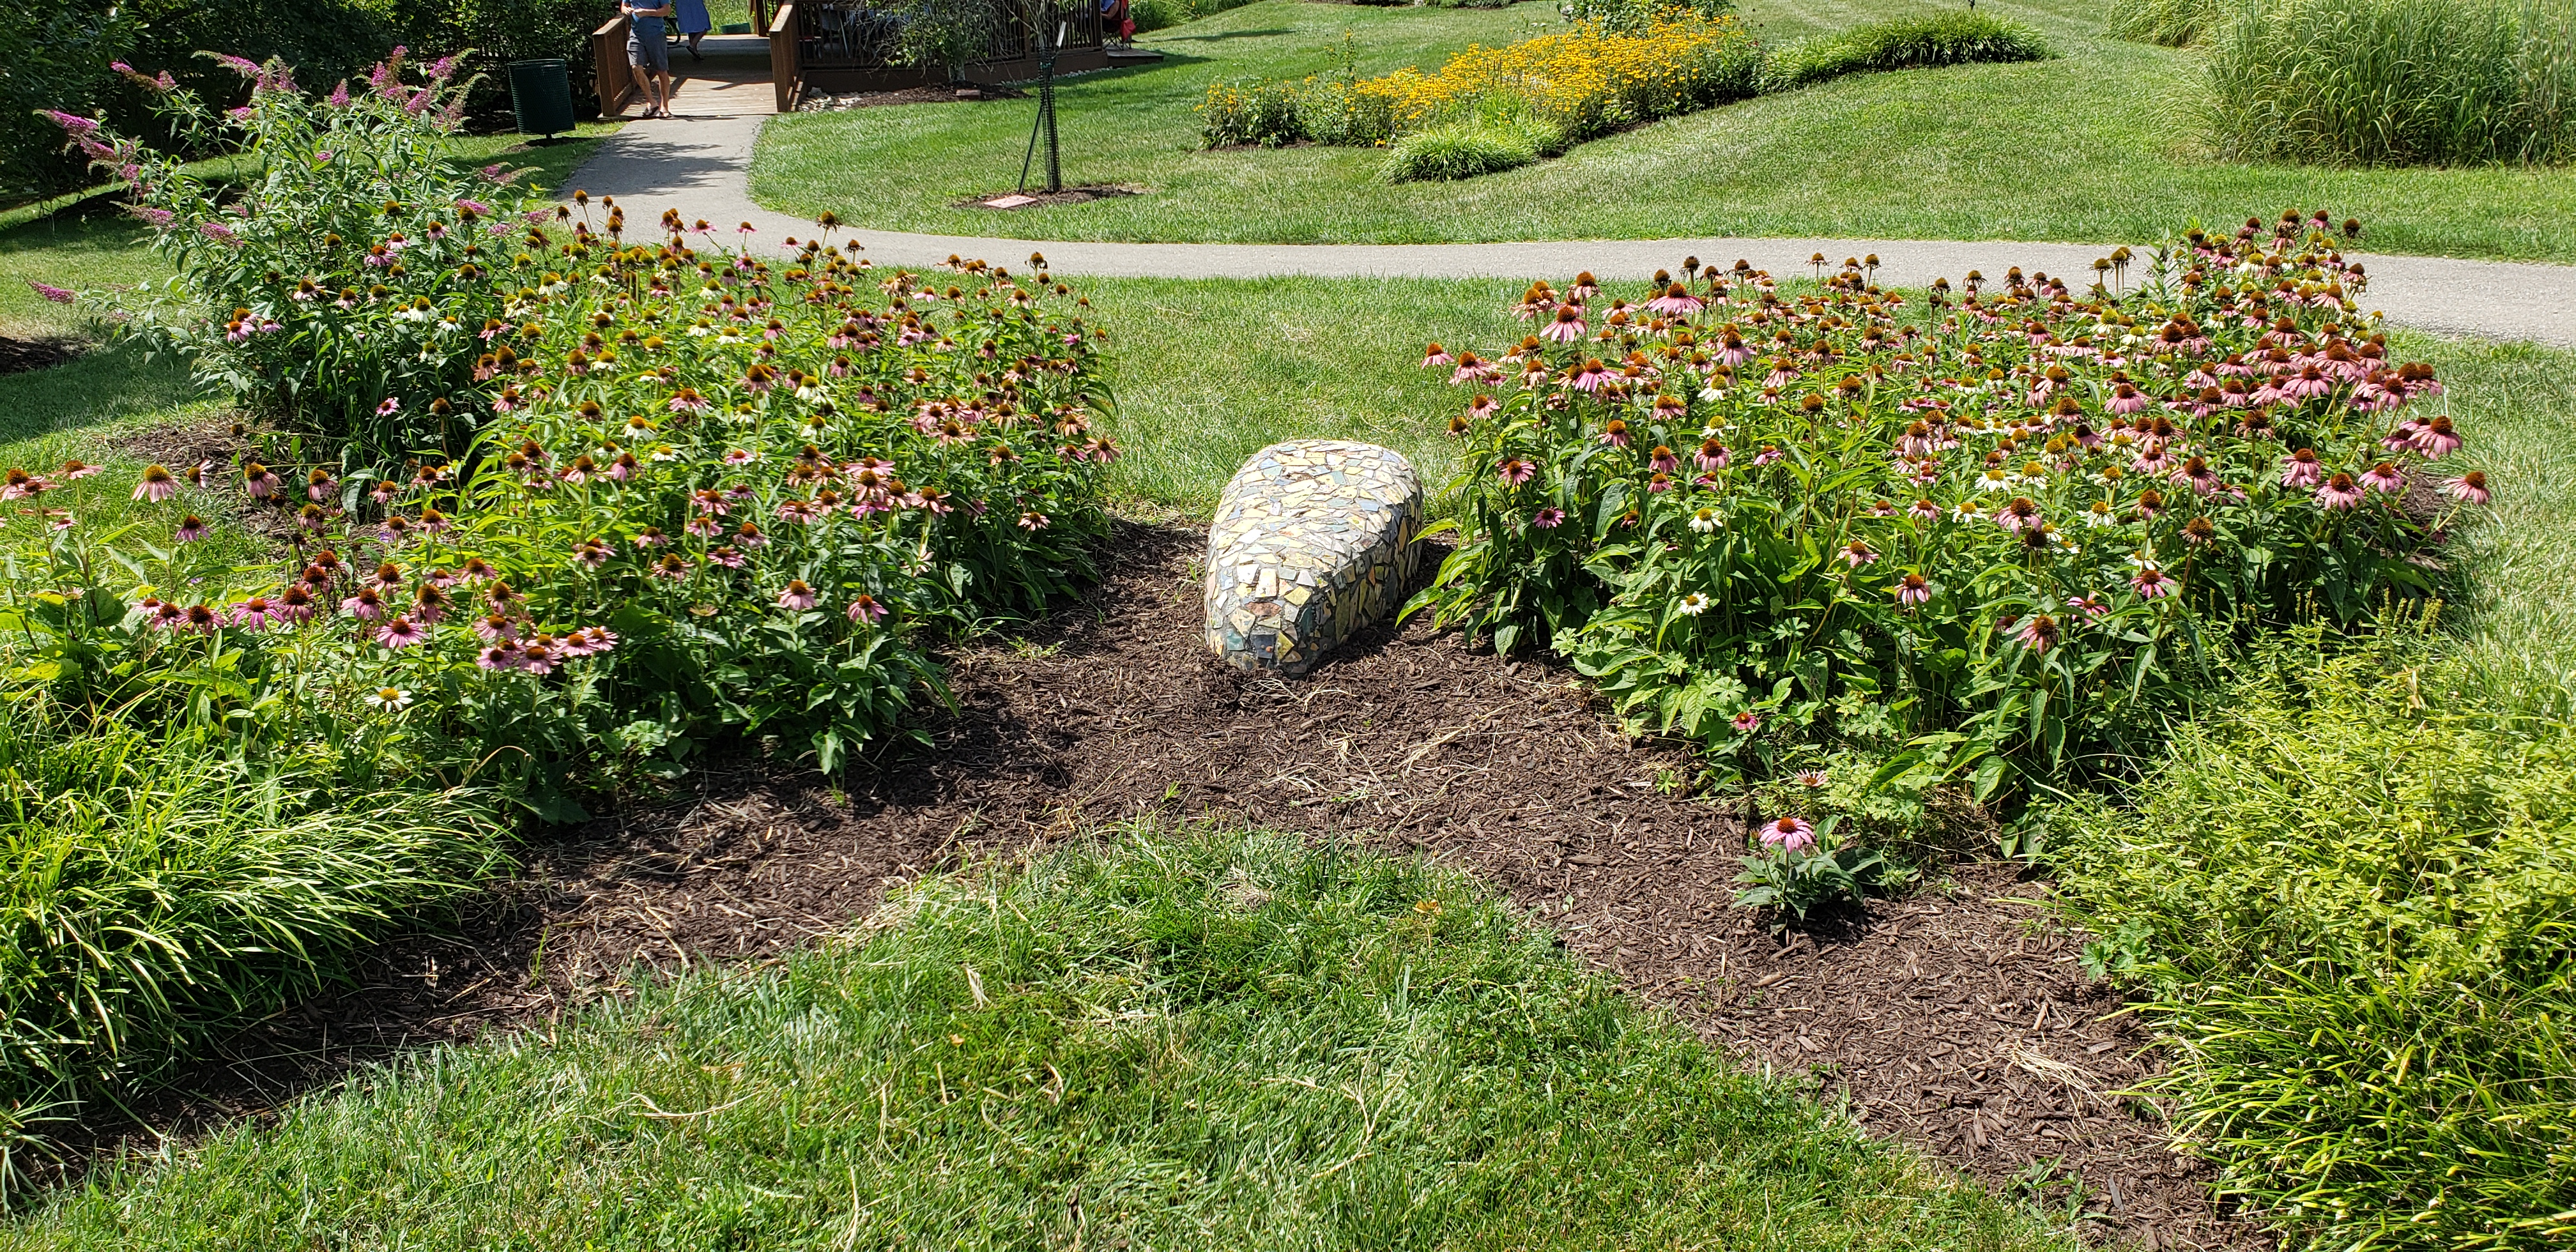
1204 440 1425 676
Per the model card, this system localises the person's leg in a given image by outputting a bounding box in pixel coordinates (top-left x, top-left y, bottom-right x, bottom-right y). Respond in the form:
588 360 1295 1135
654 68 675 116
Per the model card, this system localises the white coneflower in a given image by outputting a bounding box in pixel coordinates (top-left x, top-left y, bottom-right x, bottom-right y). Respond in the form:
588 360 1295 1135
362 686 414 711
1676 592 1712 616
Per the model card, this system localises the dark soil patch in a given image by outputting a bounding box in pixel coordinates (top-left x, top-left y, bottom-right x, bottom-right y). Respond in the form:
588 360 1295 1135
57 521 2250 1247
958 185 1145 210
0 335 83 378
802 84 1029 111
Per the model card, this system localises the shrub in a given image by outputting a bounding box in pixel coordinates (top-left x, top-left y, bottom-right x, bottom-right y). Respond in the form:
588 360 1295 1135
1383 120 1544 181
1131 0 1261 32
1759 11 2051 92
2108 0 2220 45
2202 0 2576 165
2048 639 2576 1249
1409 218 2474 801
54 52 550 463
0 705 504 1111
0 0 138 200
1356 15 1763 144
1199 77 1312 146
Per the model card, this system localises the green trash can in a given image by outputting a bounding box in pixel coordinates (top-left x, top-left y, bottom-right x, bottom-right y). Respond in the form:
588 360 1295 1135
509 58 576 138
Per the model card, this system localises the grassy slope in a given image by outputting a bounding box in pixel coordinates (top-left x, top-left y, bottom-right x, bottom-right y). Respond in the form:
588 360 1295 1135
745 0 2576 259
4 829 2074 1251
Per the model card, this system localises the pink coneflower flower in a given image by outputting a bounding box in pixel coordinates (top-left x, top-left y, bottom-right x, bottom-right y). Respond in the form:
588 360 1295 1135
134 464 179 501
1467 394 1500 420
181 603 220 634
474 613 517 641
375 615 426 648
1756 816 1817 853
1752 445 1782 466
2360 462 2407 494
1498 457 1535 485
777 580 818 610
1731 710 1763 733
341 587 385 620
649 553 693 581
2182 515 2218 546
276 585 316 623
847 593 887 623
2069 593 2110 622
1542 306 1586 342
2175 456 2221 496
2443 471 2491 505
1793 768 1828 788
1694 439 1729 471
2281 447 2323 488
1894 572 1932 607
632 525 669 547
243 462 280 498
229 597 279 630
2135 489 2168 520
1531 506 1565 529
574 537 614 568
2014 613 2061 653
0 470 49 500
1567 359 1612 392
2108 383 2150 415
174 514 208 542
685 514 722 538
517 640 558 676
708 546 746 569
2413 416 2462 458
475 643 519 671
1997 496 2044 532
668 388 711 413
1598 419 1633 449
1840 540 1878 567
1018 510 1050 531
1907 498 1939 523
2130 565 2179 599
1421 343 1453 369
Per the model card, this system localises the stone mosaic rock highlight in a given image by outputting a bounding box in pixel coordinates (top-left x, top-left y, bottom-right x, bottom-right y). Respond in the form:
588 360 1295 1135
1204 440 1425 676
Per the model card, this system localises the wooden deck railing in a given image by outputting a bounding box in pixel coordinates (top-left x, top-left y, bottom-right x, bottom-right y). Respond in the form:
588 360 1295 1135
591 15 638 118
769 3 802 113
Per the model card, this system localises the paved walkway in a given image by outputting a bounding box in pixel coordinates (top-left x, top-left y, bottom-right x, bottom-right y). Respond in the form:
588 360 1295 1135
569 69 2576 347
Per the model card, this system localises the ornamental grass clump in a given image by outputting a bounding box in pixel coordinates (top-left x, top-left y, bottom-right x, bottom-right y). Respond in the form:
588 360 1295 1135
2049 637 2576 1250
1758 11 2051 93
1411 213 2476 804
2202 0 2576 165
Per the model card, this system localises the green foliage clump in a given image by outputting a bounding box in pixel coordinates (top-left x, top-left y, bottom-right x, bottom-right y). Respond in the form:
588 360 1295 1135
2202 0 2576 165
2049 639 2576 1250
0 0 137 199
1559 0 1735 33
0 703 504 1121
2108 0 2221 46
8 828 2073 1249
1759 11 2051 92
1130 0 1261 33
1382 103 1563 181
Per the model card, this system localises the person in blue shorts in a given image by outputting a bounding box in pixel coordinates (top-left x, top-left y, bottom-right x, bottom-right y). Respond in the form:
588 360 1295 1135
623 0 676 118
675 0 714 60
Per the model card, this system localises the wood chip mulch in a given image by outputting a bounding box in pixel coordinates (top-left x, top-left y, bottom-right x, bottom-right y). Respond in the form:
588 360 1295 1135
0 335 82 378
70 521 2260 1248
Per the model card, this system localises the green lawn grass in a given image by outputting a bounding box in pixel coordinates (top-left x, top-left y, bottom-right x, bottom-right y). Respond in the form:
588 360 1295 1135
3 827 2076 1252
745 0 2576 259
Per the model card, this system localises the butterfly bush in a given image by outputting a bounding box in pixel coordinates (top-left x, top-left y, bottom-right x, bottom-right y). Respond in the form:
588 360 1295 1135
1411 211 2485 800
1 206 1112 802
49 49 545 462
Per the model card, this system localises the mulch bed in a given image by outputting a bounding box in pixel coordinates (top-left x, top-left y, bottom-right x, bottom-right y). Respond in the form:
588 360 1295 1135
63 521 2255 1248
958 185 1144 210
0 335 82 378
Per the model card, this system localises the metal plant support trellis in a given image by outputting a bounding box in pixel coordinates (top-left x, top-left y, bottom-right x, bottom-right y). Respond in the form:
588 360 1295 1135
1018 8 1064 194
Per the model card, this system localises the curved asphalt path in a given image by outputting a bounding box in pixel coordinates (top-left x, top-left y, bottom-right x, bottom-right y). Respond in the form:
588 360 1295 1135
568 49 2575 347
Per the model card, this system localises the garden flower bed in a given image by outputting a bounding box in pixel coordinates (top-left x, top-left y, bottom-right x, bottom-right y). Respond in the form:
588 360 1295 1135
1413 216 2474 818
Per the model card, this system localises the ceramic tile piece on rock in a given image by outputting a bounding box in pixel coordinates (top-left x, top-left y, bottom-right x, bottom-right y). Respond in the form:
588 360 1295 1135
1203 439 1425 676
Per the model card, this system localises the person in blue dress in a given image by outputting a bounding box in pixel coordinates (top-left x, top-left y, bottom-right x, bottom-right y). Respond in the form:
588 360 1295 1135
675 0 714 60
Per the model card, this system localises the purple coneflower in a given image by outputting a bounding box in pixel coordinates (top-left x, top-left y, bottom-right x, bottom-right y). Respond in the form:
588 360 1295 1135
2281 448 2323 488
1648 447 1680 475
2443 471 2491 505
1542 306 1586 342
1421 343 1453 369
1895 572 1932 608
376 615 425 648
1908 499 1939 523
2360 462 2407 494
2069 593 2110 622
2015 613 2061 653
2413 416 2462 458
1731 710 1762 733
134 464 178 501
2130 565 2178 599
1531 507 1564 530
174 514 207 542
848 593 887 624
1757 816 1817 853
1695 439 1729 471
475 643 519 671
1497 457 1535 486
230 597 279 630
778 580 818 610
1840 540 1877 567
